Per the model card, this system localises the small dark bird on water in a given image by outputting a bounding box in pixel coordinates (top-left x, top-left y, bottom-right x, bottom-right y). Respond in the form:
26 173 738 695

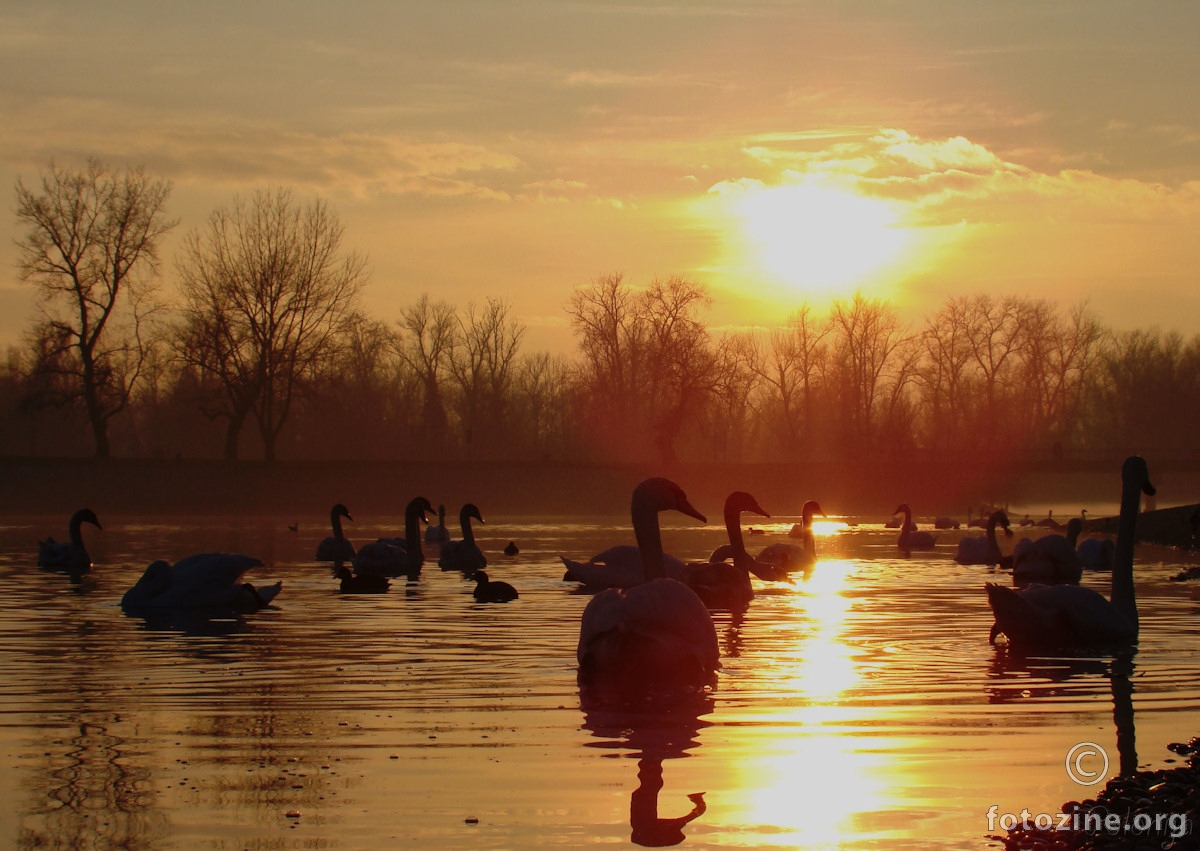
473 570 518 602
503 540 519 556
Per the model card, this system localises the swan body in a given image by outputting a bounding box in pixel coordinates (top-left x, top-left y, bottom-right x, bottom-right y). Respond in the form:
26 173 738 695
759 500 822 573
986 455 1155 649
438 503 488 572
562 546 688 588
355 496 434 578
577 478 718 704
679 491 772 611
893 504 938 550
122 553 281 611
1011 517 1083 586
425 504 451 544
38 508 102 573
315 504 356 562
473 569 518 602
1077 536 1116 571
955 510 1011 566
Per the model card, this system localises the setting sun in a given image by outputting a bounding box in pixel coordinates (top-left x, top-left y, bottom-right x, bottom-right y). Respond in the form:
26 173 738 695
734 181 914 296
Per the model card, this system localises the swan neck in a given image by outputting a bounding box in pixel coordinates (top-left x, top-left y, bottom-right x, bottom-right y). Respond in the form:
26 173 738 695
1110 476 1143 631
69 517 84 548
724 505 747 556
633 505 666 580
332 512 344 540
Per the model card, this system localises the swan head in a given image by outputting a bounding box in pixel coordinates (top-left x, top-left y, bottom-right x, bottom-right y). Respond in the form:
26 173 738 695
408 496 435 524
892 504 911 517
1123 455 1155 497
802 500 824 522
726 491 769 519
633 478 706 524
71 508 102 531
460 503 485 526
331 503 353 522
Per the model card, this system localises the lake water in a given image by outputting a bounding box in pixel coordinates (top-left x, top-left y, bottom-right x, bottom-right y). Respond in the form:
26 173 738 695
3 507 1200 850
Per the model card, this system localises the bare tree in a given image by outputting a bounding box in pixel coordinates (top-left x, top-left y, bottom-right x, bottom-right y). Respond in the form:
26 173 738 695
447 297 525 458
396 294 458 452
755 305 830 459
14 159 175 457
175 187 366 461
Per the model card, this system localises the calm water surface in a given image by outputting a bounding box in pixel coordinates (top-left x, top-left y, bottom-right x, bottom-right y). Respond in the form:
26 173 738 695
3 509 1200 850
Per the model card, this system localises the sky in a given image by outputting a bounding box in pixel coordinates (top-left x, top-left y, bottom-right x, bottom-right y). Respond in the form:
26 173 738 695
2 1 1200 355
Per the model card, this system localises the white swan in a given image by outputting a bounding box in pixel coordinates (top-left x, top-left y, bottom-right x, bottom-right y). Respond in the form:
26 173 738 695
986 455 1155 649
354 496 434 578
893 504 938 551
438 503 488 573
954 510 1011 566
315 503 356 563
121 553 282 611
425 503 451 544
759 500 822 573
38 508 102 573
577 478 718 703
1011 517 1083 586
678 491 771 611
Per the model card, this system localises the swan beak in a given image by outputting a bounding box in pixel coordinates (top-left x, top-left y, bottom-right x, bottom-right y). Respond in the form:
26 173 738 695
1144 479 1157 497
680 499 707 524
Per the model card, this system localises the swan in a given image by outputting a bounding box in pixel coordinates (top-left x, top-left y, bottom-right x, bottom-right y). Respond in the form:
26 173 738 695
935 515 961 530
38 508 102 572
121 552 281 611
986 455 1155 649
1077 536 1116 571
678 491 771 611
760 500 822 573
315 504 356 563
562 545 690 588
472 569 519 602
1011 517 1083 586
425 503 451 544
892 505 938 551
577 478 718 704
354 496 435 578
438 503 488 572
954 510 1012 566
1034 509 1064 531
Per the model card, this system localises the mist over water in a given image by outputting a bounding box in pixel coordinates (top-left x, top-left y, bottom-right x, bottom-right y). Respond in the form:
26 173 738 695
3 510 1200 849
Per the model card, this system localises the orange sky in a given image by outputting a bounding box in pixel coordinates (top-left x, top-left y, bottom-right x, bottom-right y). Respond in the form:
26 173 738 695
3 2 1200 354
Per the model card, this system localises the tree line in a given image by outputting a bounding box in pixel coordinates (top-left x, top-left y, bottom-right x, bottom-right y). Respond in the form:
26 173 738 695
5 159 1198 466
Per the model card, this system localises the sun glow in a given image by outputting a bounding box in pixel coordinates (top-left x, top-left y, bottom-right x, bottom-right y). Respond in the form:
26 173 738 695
729 180 915 297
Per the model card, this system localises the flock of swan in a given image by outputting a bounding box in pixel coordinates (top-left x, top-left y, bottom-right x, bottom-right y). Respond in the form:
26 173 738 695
34 455 1164 706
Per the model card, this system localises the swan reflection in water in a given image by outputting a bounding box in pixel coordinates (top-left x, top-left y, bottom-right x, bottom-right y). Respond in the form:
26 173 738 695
581 691 714 847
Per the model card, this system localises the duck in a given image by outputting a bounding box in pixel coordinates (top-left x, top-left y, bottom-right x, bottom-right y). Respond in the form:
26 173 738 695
472 569 519 602
1011 517 1083 586
333 564 389 593
438 503 488 573
315 503 356 563
986 455 1155 649
425 503 451 544
121 552 282 612
503 540 520 556
38 508 102 573
678 491 771 611
954 510 1012 566
892 504 938 551
354 496 435 578
759 500 822 573
577 478 718 704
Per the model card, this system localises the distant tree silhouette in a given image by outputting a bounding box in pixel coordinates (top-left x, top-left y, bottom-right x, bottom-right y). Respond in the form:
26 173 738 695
14 159 175 457
174 187 366 461
396 294 457 455
447 297 525 459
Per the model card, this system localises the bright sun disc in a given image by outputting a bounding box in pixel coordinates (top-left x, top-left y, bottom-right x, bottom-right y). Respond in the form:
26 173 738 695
736 182 911 293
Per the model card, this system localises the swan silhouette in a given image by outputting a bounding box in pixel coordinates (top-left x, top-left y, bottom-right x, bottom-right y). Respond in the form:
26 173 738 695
892 504 937 551
759 500 823 573
986 456 1155 649
425 503 451 544
561 494 695 589
954 510 1012 566
121 553 281 612
333 564 389 594
1011 517 1083 586
1076 514 1116 572
679 491 771 611
354 496 434 578
577 478 718 704
38 508 102 573
438 503 488 572
315 504 356 563
472 569 519 602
